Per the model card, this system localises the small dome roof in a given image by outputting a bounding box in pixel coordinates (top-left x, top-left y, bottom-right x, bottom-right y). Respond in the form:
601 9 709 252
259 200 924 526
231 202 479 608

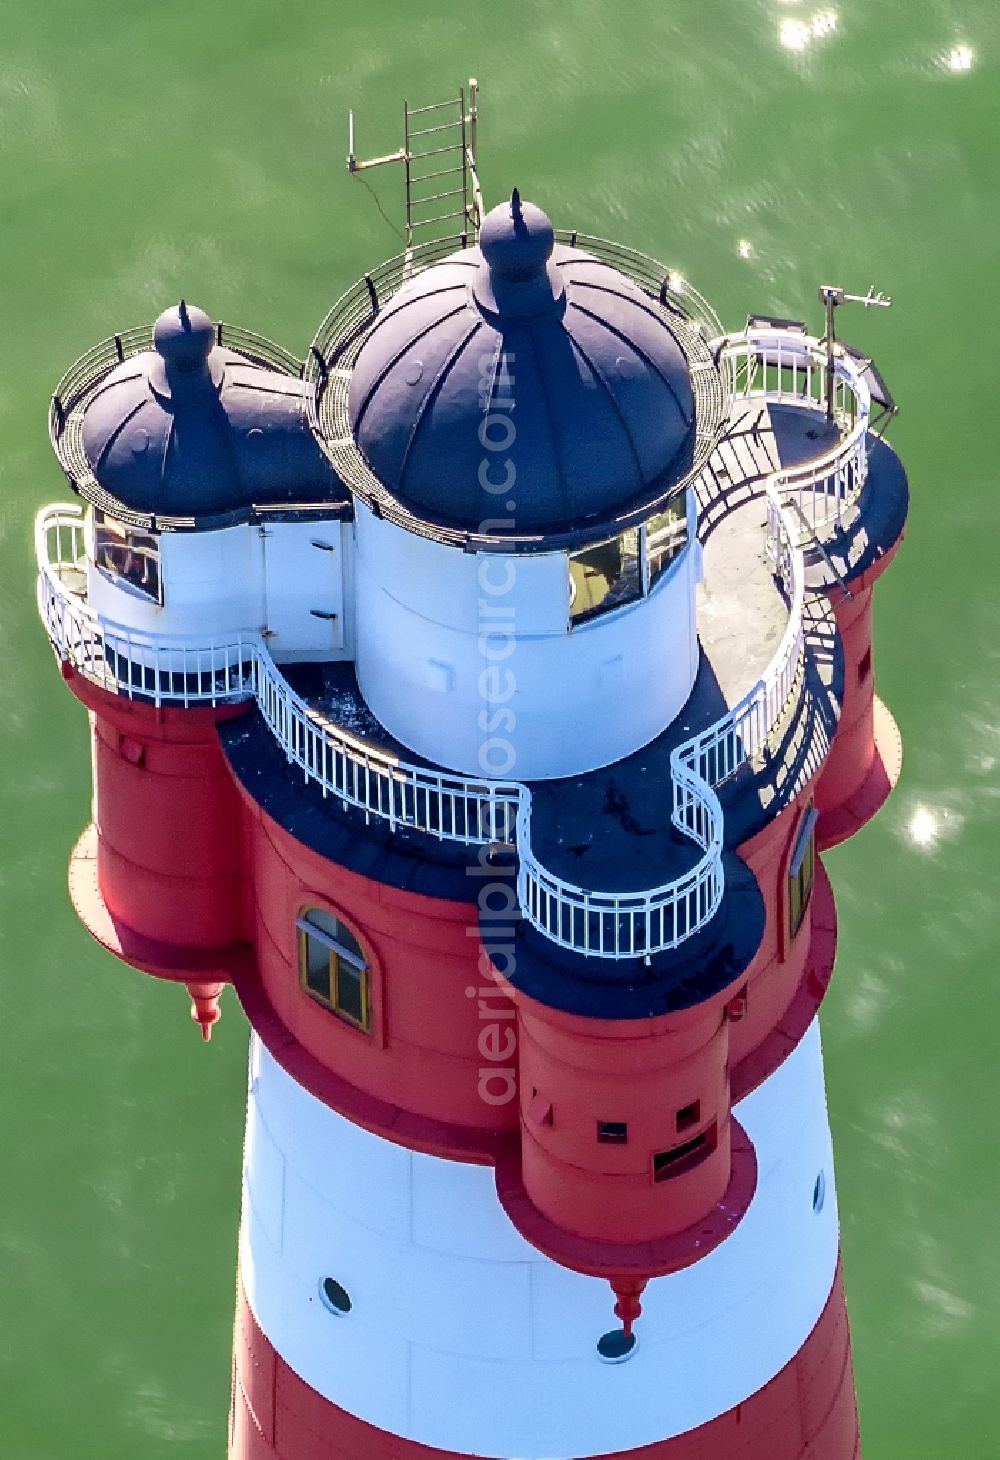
347 194 696 535
80 302 342 521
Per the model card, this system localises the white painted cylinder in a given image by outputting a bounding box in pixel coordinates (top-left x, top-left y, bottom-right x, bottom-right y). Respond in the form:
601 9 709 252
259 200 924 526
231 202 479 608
240 1017 839 1459
83 516 348 662
351 497 702 781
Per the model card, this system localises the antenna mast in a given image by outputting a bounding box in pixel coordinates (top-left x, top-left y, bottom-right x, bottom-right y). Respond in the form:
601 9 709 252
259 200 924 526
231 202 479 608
347 78 483 255
818 284 892 422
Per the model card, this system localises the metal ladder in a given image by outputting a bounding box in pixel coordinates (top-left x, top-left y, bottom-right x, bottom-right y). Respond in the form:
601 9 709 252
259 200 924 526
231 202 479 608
347 79 483 253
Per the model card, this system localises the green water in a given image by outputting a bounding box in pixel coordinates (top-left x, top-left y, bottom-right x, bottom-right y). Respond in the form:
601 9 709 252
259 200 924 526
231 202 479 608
2 2 997 1455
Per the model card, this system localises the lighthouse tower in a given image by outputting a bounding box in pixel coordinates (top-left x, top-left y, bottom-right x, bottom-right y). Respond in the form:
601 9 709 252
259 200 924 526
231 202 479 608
36 188 907 1460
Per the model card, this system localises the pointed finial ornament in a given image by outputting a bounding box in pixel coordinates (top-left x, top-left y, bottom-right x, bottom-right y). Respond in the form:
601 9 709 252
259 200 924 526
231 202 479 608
179 298 189 328
185 981 224 1041
510 187 522 220
611 1276 648 1339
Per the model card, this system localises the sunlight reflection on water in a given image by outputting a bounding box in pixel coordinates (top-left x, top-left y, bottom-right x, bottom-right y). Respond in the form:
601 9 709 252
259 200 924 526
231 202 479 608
778 9 838 52
945 44 975 74
896 797 963 855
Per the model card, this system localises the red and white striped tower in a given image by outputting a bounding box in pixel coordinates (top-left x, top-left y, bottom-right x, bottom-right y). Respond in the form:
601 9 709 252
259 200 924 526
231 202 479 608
36 189 907 1460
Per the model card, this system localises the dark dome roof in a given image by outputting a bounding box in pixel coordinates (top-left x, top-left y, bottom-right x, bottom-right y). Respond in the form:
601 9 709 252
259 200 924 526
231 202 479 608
348 194 696 535
81 302 342 520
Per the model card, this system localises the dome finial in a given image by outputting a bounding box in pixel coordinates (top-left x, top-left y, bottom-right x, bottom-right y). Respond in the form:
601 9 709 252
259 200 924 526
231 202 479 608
479 194 554 283
153 300 215 375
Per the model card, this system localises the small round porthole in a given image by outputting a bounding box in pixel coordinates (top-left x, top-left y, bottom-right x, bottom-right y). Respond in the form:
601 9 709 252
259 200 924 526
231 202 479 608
597 1329 638 1364
318 1277 352 1315
813 1171 826 1214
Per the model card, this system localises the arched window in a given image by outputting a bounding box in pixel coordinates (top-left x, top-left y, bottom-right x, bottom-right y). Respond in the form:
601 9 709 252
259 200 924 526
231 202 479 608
296 907 371 1033
788 805 818 941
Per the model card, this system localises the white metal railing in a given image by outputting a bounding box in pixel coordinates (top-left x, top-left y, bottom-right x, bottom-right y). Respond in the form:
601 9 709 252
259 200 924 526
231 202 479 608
36 491 805 960
516 486 804 956
36 505 519 840
252 649 519 843
37 508 258 708
717 327 871 540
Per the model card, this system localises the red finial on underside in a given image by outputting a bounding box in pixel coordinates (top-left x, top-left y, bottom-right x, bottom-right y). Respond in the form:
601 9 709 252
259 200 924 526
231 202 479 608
185 981 224 1041
610 1276 648 1339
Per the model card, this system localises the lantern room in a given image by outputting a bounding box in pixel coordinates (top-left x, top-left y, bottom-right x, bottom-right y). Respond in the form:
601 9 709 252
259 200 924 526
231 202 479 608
306 193 726 779
64 301 350 663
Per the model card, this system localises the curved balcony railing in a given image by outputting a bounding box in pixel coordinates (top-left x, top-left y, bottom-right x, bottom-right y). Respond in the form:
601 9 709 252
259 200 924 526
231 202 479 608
516 489 804 956
716 327 872 540
36 506 519 836
37 492 804 961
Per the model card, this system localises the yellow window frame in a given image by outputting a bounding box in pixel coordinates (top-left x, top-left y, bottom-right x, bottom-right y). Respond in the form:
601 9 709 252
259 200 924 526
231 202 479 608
788 806 818 941
297 911 372 1034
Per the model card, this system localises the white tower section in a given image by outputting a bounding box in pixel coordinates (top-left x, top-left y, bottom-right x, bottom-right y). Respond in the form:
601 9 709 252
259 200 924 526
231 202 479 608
240 1020 838 1458
352 496 701 779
